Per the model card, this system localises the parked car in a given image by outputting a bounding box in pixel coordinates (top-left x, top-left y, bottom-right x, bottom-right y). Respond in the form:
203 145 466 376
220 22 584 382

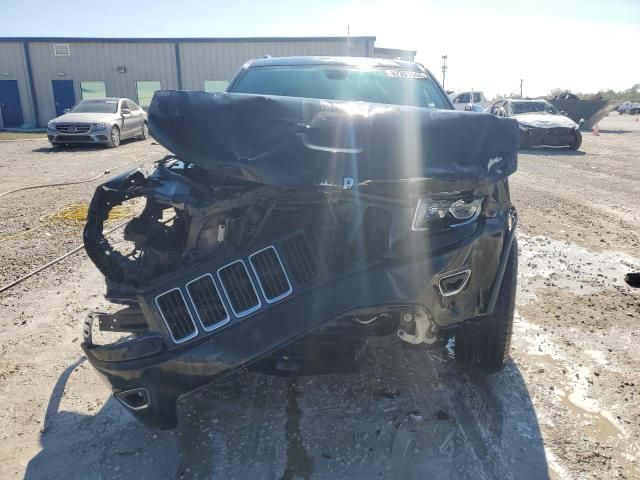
488 98 583 150
618 101 640 114
47 98 148 148
82 56 519 428
449 91 488 111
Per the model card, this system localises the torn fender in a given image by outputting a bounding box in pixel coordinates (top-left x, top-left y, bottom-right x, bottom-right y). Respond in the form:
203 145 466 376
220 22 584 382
148 91 519 191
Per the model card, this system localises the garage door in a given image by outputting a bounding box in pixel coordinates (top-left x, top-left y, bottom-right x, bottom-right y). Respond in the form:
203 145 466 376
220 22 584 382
0 80 24 128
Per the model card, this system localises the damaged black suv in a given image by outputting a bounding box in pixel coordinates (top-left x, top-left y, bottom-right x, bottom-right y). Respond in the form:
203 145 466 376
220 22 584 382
82 57 519 429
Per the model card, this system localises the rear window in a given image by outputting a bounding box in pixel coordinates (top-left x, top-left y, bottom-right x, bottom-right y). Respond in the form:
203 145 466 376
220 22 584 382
229 66 450 109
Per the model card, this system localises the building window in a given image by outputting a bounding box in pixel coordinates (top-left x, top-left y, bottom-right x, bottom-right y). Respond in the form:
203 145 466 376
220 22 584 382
136 81 161 108
53 44 71 56
204 80 229 93
80 81 106 99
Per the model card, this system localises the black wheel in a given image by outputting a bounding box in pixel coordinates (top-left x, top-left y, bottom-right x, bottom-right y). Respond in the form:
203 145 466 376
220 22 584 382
569 130 582 151
107 125 121 148
518 131 530 150
138 122 149 140
455 238 517 373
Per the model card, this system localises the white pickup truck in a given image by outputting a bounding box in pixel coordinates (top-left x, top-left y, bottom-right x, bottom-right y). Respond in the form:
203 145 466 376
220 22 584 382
449 91 488 111
618 101 640 115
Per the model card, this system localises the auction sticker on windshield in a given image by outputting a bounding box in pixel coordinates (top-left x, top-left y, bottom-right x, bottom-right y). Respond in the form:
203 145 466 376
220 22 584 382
384 70 429 79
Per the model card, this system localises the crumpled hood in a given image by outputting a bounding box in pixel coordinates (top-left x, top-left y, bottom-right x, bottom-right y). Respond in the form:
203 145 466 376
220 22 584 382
148 90 519 191
514 113 578 129
50 112 117 124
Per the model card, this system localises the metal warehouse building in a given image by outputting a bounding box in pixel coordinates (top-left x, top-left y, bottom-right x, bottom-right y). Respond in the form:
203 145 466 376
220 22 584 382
0 37 416 128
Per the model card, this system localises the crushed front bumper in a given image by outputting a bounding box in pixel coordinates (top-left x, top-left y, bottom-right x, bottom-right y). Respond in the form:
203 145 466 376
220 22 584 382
82 208 517 429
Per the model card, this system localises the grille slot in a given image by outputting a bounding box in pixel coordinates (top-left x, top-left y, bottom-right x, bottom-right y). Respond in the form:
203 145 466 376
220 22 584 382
321 231 354 273
249 247 293 303
155 288 198 343
217 260 261 317
280 234 318 285
186 274 230 331
55 123 92 134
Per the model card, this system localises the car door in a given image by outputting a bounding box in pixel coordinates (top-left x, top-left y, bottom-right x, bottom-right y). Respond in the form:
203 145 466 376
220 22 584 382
127 99 145 134
119 99 134 137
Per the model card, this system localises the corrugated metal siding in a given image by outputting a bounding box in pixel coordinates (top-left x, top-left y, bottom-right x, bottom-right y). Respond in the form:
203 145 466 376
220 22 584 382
28 42 178 125
179 39 372 90
0 42 35 127
0 37 378 127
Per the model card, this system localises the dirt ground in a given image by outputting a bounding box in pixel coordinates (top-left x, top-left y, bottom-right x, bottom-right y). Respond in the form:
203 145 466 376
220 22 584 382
0 113 639 479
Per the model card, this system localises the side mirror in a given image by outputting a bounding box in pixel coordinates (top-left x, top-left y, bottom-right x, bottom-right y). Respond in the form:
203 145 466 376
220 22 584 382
121 108 131 115
63 108 70 114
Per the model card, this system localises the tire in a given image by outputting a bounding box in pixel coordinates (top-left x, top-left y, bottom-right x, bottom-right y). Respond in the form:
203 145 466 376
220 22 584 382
455 238 517 374
569 130 582 151
138 122 149 140
107 125 121 148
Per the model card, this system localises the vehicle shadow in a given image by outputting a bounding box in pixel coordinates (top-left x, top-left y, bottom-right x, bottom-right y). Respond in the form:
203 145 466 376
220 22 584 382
31 138 142 153
596 129 635 134
25 338 549 480
520 147 586 156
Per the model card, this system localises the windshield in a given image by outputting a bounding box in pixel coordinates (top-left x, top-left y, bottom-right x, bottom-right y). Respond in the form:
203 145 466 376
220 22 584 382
230 66 450 109
511 101 558 114
70 99 118 114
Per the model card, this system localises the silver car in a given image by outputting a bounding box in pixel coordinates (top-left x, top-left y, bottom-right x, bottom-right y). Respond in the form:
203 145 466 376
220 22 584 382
47 97 148 148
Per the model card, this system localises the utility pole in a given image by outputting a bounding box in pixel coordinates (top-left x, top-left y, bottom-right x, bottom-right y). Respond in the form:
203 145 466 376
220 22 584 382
520 79 523 98
441 54 448 89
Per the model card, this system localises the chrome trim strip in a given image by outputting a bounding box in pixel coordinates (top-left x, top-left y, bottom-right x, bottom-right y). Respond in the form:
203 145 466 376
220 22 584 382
249 246 293 304
185 273 231 332
216 260 262 318
438 269 472 297
154 287 199 344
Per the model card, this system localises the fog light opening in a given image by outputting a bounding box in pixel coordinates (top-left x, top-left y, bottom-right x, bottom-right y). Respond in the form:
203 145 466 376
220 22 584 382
115 388 150 411
439 269 471 297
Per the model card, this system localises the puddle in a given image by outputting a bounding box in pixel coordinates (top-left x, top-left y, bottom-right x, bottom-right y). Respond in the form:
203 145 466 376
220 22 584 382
518 234 640 303
557 389 623 441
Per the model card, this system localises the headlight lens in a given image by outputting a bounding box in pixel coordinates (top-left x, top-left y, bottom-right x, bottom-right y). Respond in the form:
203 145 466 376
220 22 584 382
93 122 109 131
412 198 482 230
47 121 55 129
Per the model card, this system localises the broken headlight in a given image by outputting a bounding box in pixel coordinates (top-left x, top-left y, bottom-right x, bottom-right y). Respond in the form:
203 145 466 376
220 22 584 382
411 198 482 231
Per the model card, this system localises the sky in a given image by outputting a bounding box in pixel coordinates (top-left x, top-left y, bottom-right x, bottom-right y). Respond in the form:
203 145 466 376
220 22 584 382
2 0 639 98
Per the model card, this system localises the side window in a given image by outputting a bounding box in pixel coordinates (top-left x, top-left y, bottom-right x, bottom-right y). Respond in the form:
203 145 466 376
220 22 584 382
120 100 130 111
454 93 470 104
473 92 482 103
127 99 141 111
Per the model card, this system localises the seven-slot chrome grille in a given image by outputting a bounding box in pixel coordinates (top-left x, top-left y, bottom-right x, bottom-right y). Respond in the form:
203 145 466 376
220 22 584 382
154 237 323 344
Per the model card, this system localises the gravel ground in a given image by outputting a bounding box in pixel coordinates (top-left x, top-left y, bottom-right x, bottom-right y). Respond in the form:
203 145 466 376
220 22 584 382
0 113 638 479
